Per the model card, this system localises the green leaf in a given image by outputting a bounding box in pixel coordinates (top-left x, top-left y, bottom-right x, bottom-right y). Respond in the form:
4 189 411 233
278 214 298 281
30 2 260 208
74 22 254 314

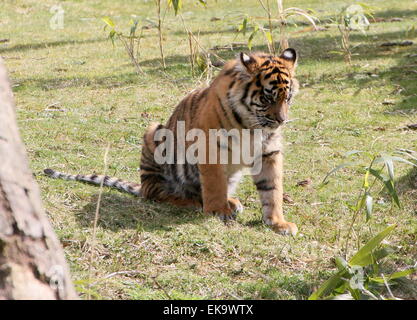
344 150 364 157
388 155 417 167
365 193 373 221
102 16 115 28
247 25 259 50
238 17 249 35
356 193 366 212
308 269 346 300
349 225 396 267
369 168 400 208
335 257 349 271
265 31 273 44
395 150 417 162
373 246 395 261
383 156 395 181
374 154 417 181
370 268 416 284
363 169 370 188
168 0 182 15
109 29 116 47
321 162 355 185
130 20 139 36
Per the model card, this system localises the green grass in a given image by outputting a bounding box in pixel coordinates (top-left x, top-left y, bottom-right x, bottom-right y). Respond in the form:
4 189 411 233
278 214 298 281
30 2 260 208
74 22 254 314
1 0 416 299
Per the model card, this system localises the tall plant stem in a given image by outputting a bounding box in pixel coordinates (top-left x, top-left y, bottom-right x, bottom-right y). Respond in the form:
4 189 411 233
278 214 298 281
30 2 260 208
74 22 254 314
277 0 288 50
156 0 166 69
258 0 276 54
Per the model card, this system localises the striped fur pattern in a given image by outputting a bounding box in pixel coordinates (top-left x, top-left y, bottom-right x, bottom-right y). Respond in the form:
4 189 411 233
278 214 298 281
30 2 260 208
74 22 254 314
44 48 299 235
43 168 141 196
139 48 299 234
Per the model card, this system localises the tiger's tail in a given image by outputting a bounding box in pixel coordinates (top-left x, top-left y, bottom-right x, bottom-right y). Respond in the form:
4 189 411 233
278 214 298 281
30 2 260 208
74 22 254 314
43 168 141 196
44 122 165 199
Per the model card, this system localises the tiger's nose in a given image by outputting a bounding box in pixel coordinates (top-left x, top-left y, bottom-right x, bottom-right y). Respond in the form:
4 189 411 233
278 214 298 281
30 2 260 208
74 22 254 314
273 102 288 124
275 109 288 123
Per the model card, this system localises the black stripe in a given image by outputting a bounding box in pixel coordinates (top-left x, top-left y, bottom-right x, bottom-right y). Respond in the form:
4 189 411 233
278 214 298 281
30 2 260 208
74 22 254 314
256 185 276 191
214 99 229 129
141 173 166 182
231 109 244 127
226 92 245 128
240 82 251 107
261 60 271 67
140 165 159 172
224 69 236 77
255 179 276 191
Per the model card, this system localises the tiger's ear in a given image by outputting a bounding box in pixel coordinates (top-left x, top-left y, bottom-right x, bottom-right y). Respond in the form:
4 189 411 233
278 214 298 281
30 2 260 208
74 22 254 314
239 52 258 73
280 48 297 68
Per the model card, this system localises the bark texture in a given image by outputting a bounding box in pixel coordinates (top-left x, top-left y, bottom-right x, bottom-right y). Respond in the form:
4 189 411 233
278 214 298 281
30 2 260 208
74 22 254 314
0 57 77 299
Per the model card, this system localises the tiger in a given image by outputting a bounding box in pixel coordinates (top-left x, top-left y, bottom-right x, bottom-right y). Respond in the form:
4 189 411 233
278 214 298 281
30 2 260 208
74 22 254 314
44 48 300 236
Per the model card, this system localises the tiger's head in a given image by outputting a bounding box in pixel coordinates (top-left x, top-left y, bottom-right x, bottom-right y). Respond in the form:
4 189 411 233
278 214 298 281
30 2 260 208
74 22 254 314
231 48 299 130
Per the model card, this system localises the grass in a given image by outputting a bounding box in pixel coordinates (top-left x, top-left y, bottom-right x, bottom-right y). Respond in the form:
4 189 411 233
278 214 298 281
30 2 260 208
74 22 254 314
1 0 416 299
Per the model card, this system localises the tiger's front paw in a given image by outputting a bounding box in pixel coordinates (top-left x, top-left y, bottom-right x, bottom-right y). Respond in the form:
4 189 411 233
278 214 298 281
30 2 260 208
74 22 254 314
271 221 298 236
228 198 244 218
204 204 236 223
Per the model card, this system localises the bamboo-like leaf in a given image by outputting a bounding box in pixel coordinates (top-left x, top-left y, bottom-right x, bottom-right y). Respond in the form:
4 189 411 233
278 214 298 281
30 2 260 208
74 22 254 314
365 193 373 221
238 17 249 35
369 268 416 284
388 155 417 167
373 155 395 181
374 154 417 180
335 257 349 271
349 225 396 267
369 168 400 208
109 29 116 47
321 162 355 185
308 269 346 300
356 192 366 212
130 20 139 36
265 31 273 44
287 11 318 29
168 0 182 15
344 150 364 157
247 25 259 50
363 169 370 188
373 246 395 261
395 150 417 162
102 16 115 28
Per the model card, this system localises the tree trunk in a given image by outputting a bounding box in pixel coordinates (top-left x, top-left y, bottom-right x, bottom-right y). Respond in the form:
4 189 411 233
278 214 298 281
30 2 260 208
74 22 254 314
0 58 77 299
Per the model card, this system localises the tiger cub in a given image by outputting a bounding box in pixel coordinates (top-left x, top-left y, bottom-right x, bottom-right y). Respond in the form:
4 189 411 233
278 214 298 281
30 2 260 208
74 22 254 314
45 48 299 235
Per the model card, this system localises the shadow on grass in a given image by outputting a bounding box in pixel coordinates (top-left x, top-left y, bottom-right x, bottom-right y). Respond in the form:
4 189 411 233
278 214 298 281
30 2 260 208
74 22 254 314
238 274 314 299
372 8 417 20
335 40 417 113
396 166 417 197
0 37 107 54
13 19 416 93
13 72 141 91
76 192 206 232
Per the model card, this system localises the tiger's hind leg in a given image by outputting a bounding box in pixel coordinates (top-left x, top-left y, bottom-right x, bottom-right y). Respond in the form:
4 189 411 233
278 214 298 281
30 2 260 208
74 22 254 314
140 122 202 210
